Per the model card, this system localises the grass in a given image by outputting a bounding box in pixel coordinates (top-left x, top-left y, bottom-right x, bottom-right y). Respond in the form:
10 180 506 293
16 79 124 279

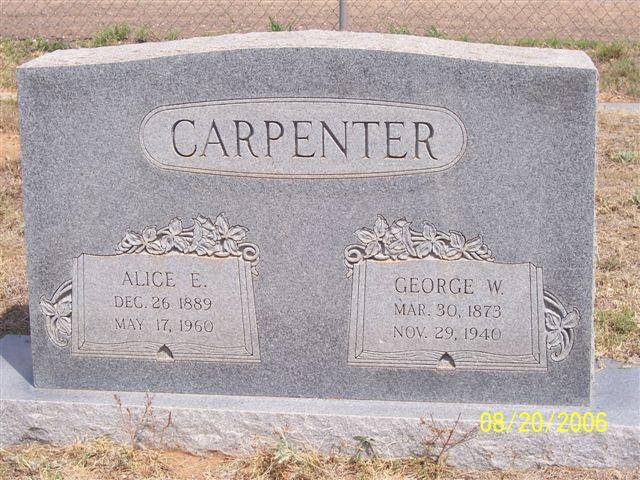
269 17 295 32
599 254 621 272
90 22 131 47
390 25 445 38
425 26 446 38
0 25 154 90
386 31 640 100
0 98 27 337
594 110 640 360
0 37 68 90
0 436 638 480
596 309 640 360
133 24 153 43
602 58 640 99
609 150 638 165
389 24 412 35
0 438 172 479
164 28 181 41
510 38 640 100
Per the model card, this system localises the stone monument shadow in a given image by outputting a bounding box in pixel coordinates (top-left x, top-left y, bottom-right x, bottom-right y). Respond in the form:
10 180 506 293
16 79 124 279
1 304 29 335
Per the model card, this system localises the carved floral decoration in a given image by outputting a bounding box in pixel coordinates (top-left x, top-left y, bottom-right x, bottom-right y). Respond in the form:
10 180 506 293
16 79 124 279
40 213 259 348
543 290 580 362
39 279 72 348
344 215 580 363
117 213 259 276
344 215 494 277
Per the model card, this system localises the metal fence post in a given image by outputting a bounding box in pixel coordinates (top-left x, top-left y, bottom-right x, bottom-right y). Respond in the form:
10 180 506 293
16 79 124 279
339 0 347 31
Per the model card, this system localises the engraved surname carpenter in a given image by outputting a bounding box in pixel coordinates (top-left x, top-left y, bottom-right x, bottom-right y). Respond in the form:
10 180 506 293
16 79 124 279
141 98 467 178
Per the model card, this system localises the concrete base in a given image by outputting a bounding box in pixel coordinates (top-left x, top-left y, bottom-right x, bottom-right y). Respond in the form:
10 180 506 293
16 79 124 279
1 335 638 469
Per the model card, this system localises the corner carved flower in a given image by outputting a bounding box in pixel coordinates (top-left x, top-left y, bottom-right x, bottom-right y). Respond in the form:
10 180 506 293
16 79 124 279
544 291 580 362
344 215 494 276
39 279 72 348
117 213 259 275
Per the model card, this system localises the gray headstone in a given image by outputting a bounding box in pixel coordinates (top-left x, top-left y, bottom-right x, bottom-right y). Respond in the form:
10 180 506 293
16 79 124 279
18 31 597 405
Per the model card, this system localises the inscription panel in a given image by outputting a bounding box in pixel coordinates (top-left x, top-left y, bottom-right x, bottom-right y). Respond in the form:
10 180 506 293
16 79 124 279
140 98 467 178
71 253 260 362
349 259 547 371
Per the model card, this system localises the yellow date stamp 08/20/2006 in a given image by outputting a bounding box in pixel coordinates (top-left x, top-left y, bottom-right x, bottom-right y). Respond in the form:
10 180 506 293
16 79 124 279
479 411 609 434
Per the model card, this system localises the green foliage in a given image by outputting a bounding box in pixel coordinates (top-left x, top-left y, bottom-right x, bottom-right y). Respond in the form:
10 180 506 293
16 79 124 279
425 26 445 38
595 41 627 61
388 25 411 35
0 25 638 116
596 307 640 361
353 435 378 459
600 255 622 272
512 37 538 47
90 23 130 47
596 307 640 341
164 29 181 41
545 37 564 48
602 58 640 96
575 38 601 50
630 189 640 207
134 25 152 43
446 35 640 98
0 36 67 63
268 17 294 32
33 36 69 52
609 150 639 164
597 308 638 336
0 37 68 89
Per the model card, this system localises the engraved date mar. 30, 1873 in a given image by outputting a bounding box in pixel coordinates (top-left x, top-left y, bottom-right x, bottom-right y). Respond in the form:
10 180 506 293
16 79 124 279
344 215 579 371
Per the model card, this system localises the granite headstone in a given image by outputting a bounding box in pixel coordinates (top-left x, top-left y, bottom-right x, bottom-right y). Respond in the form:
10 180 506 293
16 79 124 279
18 31 597 405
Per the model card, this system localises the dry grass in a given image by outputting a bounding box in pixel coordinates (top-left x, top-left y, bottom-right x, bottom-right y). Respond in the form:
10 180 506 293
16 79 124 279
0 437 173 480
1 437 638 480
0 98 27 337
595 111 640 361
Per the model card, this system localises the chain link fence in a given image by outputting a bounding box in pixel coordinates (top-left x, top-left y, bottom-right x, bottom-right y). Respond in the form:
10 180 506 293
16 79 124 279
1 1 639 42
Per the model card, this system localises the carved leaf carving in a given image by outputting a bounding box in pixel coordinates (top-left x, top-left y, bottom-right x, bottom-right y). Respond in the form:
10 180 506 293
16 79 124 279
544 291 580 362
116 213 259 275
344 215 494 274
344 215 579 363
39 279 73 348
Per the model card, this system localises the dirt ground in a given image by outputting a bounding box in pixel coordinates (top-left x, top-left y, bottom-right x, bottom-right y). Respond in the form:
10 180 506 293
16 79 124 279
1 0 639 41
